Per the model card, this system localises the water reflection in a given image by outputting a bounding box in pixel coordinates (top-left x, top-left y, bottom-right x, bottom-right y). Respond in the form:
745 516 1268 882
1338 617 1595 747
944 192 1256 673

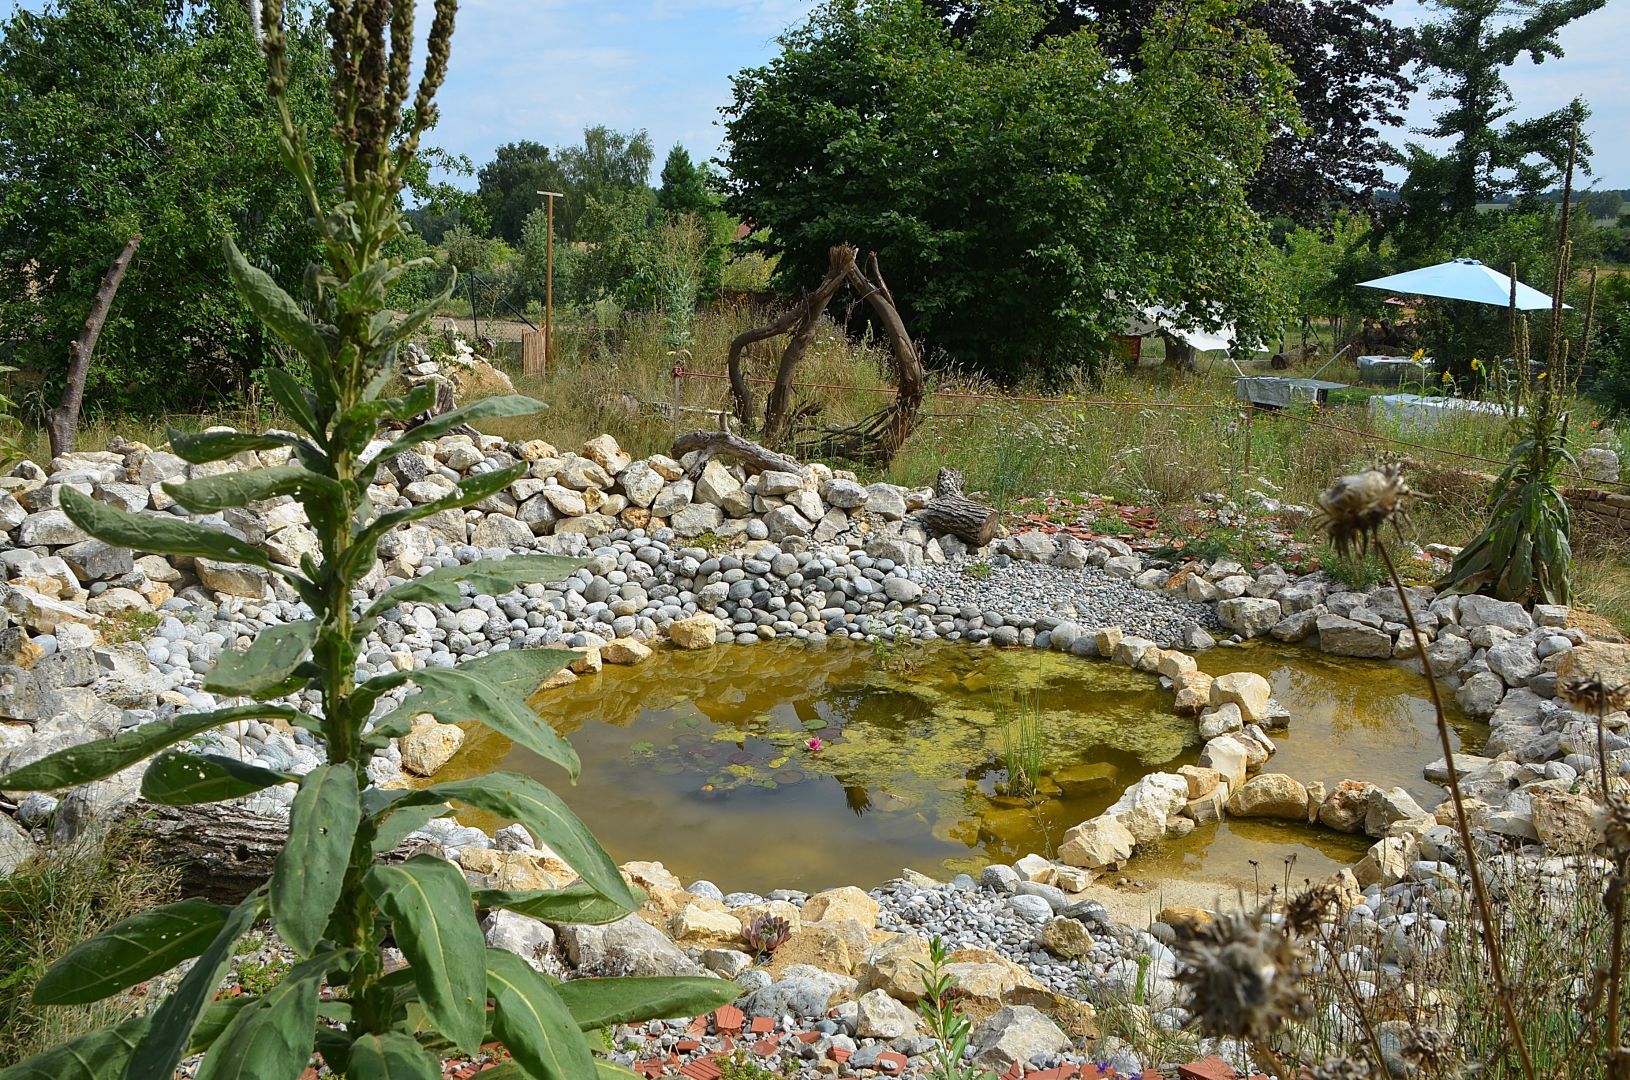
436 639 1474 893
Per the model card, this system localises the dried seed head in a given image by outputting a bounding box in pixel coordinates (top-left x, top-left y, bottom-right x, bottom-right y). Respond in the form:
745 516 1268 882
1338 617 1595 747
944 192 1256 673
1598 790 1630 861
1560 674 1630 714
1283 885 1338 936
1317 464 1412 559
1310 1058 1371 1080
1174 906 1311 1041
1402 1026 1459 1072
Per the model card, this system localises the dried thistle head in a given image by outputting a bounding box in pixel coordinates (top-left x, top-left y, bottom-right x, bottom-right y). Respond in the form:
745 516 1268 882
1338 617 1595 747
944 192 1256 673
1174 905 1312 1042
1401 1026 1460 1074
1310 1058 1371 1080
1283 885 1339 937
1317 464 1412 559
1559 674 1630 714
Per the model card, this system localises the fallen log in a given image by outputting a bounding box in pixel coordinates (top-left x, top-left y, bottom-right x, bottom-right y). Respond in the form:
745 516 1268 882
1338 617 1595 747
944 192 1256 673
915 467 999 548
671 430 808 480
129 800 432 905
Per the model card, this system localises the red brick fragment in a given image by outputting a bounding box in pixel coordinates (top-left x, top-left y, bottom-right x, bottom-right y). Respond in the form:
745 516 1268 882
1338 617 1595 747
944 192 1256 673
1179 1057 1238 1080
877 1050 910 1073
752 1035 781 1058
679 1055 723 1080
748 1016 775 1034
675 1038 701 1053
830 1047 852 1064
712 1005 745 1034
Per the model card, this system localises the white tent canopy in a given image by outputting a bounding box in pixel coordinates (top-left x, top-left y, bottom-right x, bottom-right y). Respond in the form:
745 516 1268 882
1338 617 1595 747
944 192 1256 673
1356 258 1565 311
1123 304 1268 353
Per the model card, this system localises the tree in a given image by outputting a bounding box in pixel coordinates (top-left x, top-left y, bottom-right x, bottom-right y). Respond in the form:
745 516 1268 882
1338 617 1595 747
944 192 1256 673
0 0 337 415
658 144 715 215
925 0 1419 223
1396 0 1605 245
721 0 1298 384
475 139 569 244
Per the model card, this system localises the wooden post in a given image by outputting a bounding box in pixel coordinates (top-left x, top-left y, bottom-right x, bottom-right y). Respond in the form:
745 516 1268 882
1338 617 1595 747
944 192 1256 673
673 368 683 438
1242 405 1254 477
533 190 563 376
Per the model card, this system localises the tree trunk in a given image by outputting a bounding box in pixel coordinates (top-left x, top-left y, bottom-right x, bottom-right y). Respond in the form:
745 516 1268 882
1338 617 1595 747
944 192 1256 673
46 234 141 460
915 467 999 548
671 429 808 480
760 247 854 445
1159 330 1197 373
128 800 430 905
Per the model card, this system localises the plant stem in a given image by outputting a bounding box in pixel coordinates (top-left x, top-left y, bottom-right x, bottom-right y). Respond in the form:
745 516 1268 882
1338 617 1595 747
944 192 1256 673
1376 540 1537 1080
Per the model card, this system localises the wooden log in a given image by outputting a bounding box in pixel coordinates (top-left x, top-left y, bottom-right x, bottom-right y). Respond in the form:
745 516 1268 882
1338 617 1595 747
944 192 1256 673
127 800 432 905
915 466 998 547
671 430 808 479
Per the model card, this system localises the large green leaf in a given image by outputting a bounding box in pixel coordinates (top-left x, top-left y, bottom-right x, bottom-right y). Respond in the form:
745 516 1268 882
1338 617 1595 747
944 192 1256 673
0 1016 151 1080
270 765 360 955
192 951 336 1080
59 487 283 573
0 704 301 791
345 1032 440 1080
554 977 741 1031
374 664 579 778
371 801 449 855
188 998 256 1055
264 368 323 441
124 892 264 1079
223 237 331 376
168 429 306 465
365 555 589 619
395 775 633 908
485 948 596 1080
457 647 582 700
164 464 342 516
203 620 318 699
141 750 294 805
33 899 228 1006
475 881 641 926
364 856 486 1056
366 278 458 369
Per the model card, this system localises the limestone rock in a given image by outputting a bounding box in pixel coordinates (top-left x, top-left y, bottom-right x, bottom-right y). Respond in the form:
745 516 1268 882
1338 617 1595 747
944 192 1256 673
0 812 35 876
484 909 559 975
667 614 719 650
671 903 743 946
1058 816 1135 869
1172 671 1213 715
802 885 880 929
194 559 270 599
1038 917 1094 961
559 914 702 978
580 434 630 476
1364 786 1428 838
1316 613 1393 658
601 638 652 665
400 716 465 777
1208 671 1272 724
857 933 932 1001
1530 789 1602 851
969 1005 1071 1070
1352 834 1418 888
1217 597 1282 639
855 988 923 1039
1225 773 1308 820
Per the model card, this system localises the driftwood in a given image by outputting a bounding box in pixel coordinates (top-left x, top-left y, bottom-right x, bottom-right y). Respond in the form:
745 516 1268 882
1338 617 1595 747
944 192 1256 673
726 245 924 466
129 800 430 905
916 466 998 547
671 430 807 480
46 234 141 459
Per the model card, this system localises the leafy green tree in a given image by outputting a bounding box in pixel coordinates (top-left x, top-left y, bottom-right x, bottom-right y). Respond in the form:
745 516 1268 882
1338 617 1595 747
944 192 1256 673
0 0 337 415
658 145 715 216
1396 0 1605 248
721 0 1298 384
0 1 736 1077
927 0 1420 224
475 140 570 244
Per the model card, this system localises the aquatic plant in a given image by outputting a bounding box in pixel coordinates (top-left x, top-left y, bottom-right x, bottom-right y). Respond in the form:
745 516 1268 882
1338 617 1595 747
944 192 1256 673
740 913 792 959
1000 697 1044 799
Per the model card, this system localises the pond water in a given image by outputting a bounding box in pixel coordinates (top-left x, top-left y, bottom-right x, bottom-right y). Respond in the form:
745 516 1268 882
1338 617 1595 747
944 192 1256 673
439 640 1482 895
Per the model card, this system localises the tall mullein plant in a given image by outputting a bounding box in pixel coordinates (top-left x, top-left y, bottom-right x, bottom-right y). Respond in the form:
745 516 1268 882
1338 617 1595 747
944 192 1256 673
0 3 737 1078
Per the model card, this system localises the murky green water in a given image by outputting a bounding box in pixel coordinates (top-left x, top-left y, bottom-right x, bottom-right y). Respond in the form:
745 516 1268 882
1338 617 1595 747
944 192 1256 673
441 639 1479 894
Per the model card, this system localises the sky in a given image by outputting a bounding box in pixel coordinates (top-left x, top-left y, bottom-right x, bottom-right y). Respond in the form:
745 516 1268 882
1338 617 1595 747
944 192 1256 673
415 0 1630 192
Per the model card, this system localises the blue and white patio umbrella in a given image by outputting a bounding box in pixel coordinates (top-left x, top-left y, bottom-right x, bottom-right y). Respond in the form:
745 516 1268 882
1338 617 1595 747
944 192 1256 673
1356 258 1565 311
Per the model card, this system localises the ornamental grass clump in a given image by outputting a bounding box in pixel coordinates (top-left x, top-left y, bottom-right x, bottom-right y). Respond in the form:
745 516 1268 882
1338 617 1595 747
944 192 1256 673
0 2 737 1077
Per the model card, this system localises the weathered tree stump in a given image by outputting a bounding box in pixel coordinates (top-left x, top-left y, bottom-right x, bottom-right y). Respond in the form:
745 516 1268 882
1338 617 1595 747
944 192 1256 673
915 467 998 547
671 430 809 480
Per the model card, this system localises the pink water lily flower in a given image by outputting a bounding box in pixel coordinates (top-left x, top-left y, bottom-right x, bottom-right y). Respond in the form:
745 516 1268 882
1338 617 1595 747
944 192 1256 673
805 737 824 752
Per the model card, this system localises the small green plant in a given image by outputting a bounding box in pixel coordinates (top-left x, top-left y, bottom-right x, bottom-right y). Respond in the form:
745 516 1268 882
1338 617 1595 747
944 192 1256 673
740 912 791 960
915 936 996 1080
719 1048 778 1080
233 955 292 997
1000 697 1043 800
0 4 737 1078
963 560 993 580
1133 951 1152 1007
1316 542 1385 590
99 608 162 644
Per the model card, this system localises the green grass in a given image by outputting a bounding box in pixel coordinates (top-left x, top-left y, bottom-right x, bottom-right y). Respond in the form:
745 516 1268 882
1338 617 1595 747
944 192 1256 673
0 823 180 1065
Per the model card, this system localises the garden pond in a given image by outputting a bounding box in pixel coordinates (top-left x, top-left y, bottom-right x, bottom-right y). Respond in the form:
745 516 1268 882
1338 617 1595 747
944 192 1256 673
440 640 1482 894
